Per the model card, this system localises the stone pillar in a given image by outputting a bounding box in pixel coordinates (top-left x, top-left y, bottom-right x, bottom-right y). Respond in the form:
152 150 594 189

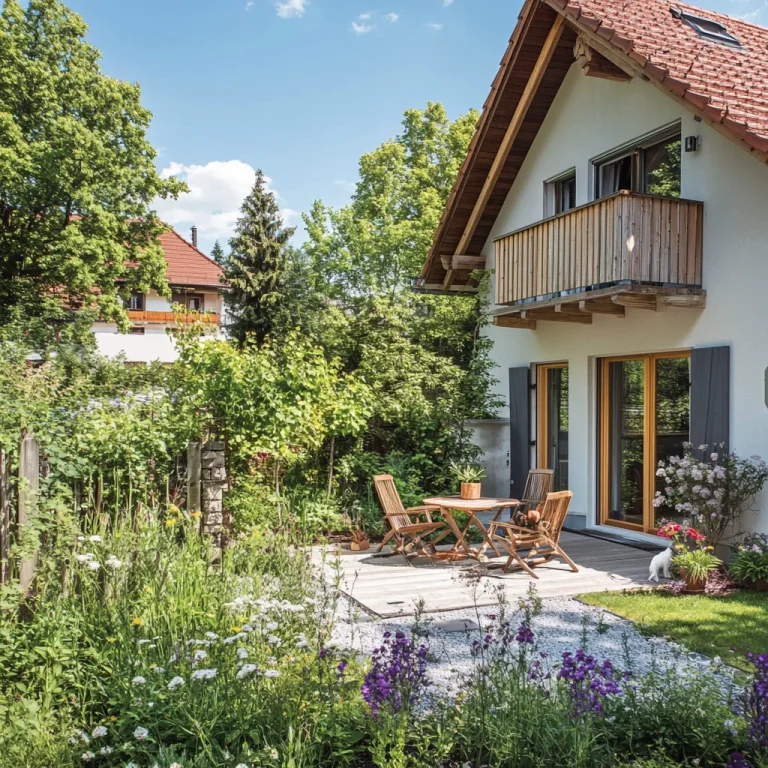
201 441 227 544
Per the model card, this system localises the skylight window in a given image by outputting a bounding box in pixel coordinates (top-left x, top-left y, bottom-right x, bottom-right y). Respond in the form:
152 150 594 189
671 8 742 47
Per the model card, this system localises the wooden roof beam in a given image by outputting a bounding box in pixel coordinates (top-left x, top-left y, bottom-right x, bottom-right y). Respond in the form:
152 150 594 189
522 307 592 324
579 298 626 316
440 255 487 272
442 14 566 291
574 35 632 82
612 294 658 311
494 315 537 330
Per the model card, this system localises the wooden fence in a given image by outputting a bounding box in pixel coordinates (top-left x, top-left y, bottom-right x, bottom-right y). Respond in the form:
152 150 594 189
494 191 704 306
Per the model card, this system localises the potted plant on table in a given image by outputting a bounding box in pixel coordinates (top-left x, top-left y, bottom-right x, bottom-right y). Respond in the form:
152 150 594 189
451 463 486 501
657 520 721 593
729 533 768 590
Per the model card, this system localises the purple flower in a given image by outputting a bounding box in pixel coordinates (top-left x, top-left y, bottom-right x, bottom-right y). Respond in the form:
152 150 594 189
740 653 768 752
361 631 429 719
728 754 753 768
557 649 627 717
515 622 534 645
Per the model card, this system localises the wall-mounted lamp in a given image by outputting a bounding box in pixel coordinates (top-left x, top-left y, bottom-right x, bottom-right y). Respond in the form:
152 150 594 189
685 135 701 152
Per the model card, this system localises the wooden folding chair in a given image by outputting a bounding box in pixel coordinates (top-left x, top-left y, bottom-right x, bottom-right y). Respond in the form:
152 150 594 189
495 468 555 524
373 475 450 564
489 490 579 578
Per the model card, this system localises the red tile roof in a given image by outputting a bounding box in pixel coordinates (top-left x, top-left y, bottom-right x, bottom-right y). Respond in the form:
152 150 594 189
421 0 768 286
160 229 224 289
549 0 768 154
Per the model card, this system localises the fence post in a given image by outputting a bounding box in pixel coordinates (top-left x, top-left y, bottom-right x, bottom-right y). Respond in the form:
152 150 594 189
18 434 40 593
201 441 227 546
0 449 10 584
187 442 202 515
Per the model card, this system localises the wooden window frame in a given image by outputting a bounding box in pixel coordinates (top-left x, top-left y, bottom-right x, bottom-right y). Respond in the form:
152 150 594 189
127 292 145 311
537 362 569 478
592 123 681 200
543 169 576 217
598 350 691 533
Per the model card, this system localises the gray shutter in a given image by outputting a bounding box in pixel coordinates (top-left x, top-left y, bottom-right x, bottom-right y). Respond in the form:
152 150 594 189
690 346 730 452
509 367 531 496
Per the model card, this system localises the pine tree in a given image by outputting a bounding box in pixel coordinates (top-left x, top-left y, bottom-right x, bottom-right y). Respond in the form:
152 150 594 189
210 240 226 266
224 171 295 346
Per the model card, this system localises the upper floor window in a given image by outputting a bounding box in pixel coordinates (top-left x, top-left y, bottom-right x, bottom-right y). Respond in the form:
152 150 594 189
172 291 205 312
544 170 577 217
127 292 145 311
595 126 681 200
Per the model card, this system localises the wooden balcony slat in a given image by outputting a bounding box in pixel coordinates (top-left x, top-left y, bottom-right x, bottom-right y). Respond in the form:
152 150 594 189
127 310 221 325
494 191 704 306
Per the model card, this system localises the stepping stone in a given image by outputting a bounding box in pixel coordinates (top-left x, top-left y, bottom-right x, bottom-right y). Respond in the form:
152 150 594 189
434 618 479 633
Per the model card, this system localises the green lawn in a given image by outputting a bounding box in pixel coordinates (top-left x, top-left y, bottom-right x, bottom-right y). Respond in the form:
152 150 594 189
578 590 768 672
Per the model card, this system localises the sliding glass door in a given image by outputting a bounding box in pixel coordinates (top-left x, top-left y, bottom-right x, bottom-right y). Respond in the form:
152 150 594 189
599 353 690 533
537 364 569 491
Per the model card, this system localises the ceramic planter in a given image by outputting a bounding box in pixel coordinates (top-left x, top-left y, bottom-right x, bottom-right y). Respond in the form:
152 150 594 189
460 482 482 500
679 568 707 594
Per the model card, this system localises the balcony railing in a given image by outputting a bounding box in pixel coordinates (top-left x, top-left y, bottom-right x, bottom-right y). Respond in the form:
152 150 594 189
494 191 704 307
128 310 221 325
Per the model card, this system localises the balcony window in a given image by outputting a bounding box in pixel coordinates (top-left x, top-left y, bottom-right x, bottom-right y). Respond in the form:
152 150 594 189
127 292 145 311
595 126 681 199
544 170 577 216
172 292 205 312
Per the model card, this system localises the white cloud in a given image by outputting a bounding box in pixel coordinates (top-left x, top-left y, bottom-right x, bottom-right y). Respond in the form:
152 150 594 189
386 12 399 22
154 160 294 252
245 1 254 9
352 17 376 34
735 8 761 20
443 0 455 6
426 22 444 29
276 0 307 19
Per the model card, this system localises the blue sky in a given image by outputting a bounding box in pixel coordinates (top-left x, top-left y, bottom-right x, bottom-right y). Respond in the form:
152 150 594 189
60 0 765 255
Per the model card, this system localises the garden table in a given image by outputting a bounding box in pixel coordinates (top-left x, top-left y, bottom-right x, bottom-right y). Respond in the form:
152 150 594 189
421 496 520 562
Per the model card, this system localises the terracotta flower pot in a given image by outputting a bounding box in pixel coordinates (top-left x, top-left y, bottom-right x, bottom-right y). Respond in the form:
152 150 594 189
460 482 482 500
679 568 707 594
350 537 370 552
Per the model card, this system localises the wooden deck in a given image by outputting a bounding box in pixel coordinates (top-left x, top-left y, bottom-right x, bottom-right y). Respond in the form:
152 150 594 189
319 532 657 618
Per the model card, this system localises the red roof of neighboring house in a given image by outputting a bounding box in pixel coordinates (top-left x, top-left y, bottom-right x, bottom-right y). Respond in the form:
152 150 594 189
551 0 768 153
421 0 768 287
160 229 224 289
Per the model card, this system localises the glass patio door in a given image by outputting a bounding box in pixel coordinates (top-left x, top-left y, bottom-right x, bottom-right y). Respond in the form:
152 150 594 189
599 353 690 533
537 364 569 491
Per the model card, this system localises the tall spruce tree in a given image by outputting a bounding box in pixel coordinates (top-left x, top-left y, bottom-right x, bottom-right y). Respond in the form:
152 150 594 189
210 240 226 266
224 171 295 346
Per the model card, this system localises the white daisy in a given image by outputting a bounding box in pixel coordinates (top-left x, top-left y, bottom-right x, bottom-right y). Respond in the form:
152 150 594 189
264 669 280 678
204 631 219 640
236 663 260 679
236 647 249 659
88 535 102 543
131 676 146 686
133 726 149 740
167 676 184 690
91 725 108 738
191 668 218 681
81 752 95 761
99 746 113 755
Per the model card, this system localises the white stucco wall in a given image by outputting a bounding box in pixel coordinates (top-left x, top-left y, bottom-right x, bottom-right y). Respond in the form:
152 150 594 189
93 290 224 363
479 63 768 532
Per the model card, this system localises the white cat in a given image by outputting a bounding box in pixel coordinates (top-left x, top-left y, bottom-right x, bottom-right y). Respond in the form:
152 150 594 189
648 547 673 582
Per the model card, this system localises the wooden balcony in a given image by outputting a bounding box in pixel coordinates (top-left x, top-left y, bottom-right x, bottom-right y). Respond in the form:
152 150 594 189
128 311 221 325
493 191 705 327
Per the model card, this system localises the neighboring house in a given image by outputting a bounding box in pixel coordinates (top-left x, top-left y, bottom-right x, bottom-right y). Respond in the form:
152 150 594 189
93 228 226 363
420 0 768 538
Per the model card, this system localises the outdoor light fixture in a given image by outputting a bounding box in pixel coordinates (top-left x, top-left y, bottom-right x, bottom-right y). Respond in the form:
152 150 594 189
685 135 700 152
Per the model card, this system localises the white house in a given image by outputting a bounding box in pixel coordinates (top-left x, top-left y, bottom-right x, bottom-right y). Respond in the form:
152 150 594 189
93 228 226 363
420 0 768 540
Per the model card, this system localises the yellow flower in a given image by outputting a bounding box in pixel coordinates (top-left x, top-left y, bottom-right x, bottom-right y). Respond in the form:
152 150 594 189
166 518 178 527
168 504 181 515
707 546 715 551
131 618 143 627
107 636 117 643
109 716 117 722
231 626 243 633
144 586 152 594
190 511 202 519
675 544 685 551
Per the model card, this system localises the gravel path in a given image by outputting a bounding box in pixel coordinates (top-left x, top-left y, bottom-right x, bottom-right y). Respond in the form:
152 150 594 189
330 593 743 695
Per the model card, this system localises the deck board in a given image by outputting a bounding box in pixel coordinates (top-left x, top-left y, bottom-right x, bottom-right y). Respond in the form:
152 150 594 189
317 532 657 617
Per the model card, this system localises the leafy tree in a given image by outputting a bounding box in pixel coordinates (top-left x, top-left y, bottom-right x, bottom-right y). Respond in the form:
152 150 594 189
224 170 295 346
0 0 185 345
303 102 478 297
210 240 227 266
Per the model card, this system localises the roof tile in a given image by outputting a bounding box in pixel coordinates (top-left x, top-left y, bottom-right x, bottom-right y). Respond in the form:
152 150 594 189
159 230 225 289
